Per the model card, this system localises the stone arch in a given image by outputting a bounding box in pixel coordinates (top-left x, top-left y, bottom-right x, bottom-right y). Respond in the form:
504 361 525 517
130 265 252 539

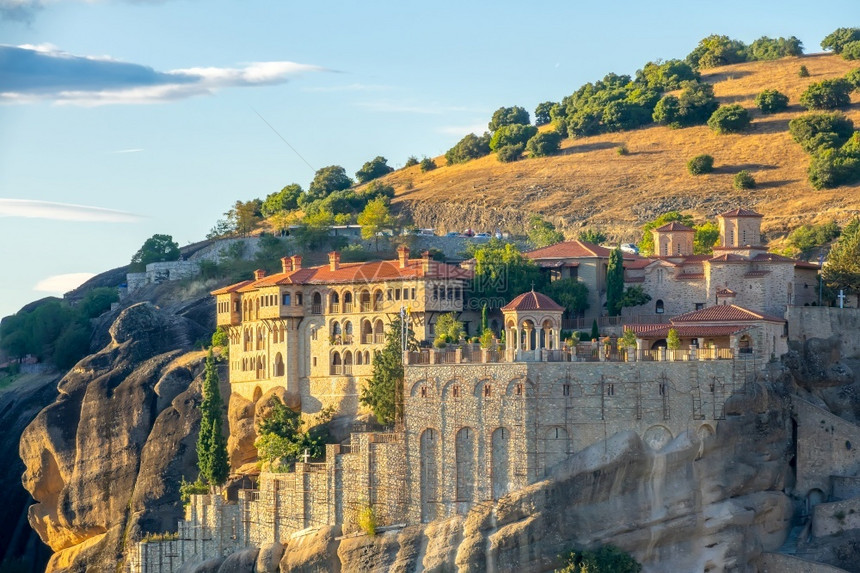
420 428 439 522
455 427 476 505
364 350 371 364
361 319 373 344
541 426 569 476
410 379 432 397
442 378 465 398
359 289 371 312
651 339 667 349
373 288 384 311
807 488 826 513
739 334 753 354
343 320 353 344
697 423 715 442
330 290 340 312
356 351 363 366
331 351 342 375
643 425 674 451
312 291 322 313
331 320 342 340
491 427 510 499
343 350 353 374
373 319 385 343
505 377 535 397
256 355 265 379
343 290 353 312
655 299 665 314
473 379 494 398
273 352 284 377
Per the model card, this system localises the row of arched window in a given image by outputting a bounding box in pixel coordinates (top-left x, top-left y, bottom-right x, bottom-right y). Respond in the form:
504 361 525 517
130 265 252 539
235 352 286 379
330 318 386 345
330 350 372 375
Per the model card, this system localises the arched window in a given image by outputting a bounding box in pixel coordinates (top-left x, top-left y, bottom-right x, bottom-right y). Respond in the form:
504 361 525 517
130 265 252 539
312 292 322 314
343 291 353 312
331 351 342 375
330 291 340 313
343 350 353 374
273 353 284 377
655 299 664 314
344 321 353 344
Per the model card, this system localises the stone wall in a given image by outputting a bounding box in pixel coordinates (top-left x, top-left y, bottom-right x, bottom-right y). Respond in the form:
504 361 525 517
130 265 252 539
811 497 860 537
126 261 201 292
794 398 860 497
787 307 860 359
757 552 851 572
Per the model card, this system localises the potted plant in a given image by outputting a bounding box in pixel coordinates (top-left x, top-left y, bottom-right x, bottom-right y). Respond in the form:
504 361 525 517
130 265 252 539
619 329 638 361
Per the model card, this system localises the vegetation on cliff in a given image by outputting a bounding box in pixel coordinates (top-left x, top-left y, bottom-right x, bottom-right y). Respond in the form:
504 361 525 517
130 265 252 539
196 350 229 486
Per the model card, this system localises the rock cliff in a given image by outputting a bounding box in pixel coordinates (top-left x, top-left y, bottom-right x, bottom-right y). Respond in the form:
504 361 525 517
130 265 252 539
19 302 217 572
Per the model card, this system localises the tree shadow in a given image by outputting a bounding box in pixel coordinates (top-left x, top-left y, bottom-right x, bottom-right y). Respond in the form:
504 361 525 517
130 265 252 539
702 70 754 83
719 94 757 104
559 141 620 155
629 150 664 156
713 163 778 174
756 179 802 189
751 117 792 135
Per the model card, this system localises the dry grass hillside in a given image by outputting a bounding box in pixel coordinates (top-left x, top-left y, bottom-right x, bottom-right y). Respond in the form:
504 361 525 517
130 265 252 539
381 53 860 242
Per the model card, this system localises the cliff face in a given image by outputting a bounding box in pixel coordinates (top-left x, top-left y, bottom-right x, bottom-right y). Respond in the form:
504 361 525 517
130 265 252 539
19 302 215 572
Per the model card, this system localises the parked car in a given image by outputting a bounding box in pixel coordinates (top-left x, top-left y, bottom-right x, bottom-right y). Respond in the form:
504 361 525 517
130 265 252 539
620 243 639 254
473 233 491 239
445 231 460 238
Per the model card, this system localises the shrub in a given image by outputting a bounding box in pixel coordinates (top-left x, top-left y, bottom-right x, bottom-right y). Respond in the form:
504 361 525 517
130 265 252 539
798 65 810 78
496 143 524 163
687 154 714 175
821 27 860 54
789 112 855 153
616 145 629 156
526 131 562 157
733 170 756 189
479 328 495 349
800 79 853 110
686 35 748 69
749 36 804 60
211 327 229 348
842 41 860 60
445 132 491 164
708 105 751 134
358 503 377 536
846 68 860 90
419 157 436 172
179 477 209 503
557 545 642 573
403 156 418 168
667 328 681 350
490 124 538 151
488 106 530 131
755 89 789 114
808 147 860 189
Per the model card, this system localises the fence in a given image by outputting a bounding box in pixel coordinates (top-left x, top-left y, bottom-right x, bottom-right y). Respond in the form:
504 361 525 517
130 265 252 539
404 345 739 365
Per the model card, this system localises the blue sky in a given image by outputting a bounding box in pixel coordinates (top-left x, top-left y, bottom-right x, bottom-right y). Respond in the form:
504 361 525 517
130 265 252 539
0 0 855 319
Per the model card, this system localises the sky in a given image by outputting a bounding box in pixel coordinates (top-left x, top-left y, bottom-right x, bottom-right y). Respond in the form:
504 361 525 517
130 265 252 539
0 0 856 320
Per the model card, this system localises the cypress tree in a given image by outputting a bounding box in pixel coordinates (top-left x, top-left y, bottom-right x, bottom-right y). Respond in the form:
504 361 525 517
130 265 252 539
481 303 489 333
197 349 229 485
606 248 624 317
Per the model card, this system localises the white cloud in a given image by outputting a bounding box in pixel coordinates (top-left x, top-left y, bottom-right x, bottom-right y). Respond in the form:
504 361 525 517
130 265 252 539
112 148 143 153
0 44 328 105
34 272 96 294
0 198 143 222
356 100 480 115
303 83 391 93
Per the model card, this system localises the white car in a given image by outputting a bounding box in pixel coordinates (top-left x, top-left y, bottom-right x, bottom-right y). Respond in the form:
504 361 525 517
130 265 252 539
620 243 639 254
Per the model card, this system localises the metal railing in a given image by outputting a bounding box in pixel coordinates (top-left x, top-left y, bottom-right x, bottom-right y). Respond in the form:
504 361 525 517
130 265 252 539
311 304 322 314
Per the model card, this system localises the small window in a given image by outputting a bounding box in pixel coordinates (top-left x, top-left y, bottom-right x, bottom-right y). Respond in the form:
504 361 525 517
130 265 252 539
282 293 291 306
395 289 401 301
420 386 428 398
659 383 667 396
387 289 393 301
452 385 460 398
296 293 303 305
411 288 416 299
695 303 704 310
607 383 615 396
483 385 492 398
312 357 317 367
515 383 523 396
655 300 664 314
563 383 571 396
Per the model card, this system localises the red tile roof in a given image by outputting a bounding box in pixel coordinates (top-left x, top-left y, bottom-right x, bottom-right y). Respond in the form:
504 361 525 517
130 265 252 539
654 222 694 232
628 324 749 338
525 240 610 258
210 257 472 295
677 273 705 280
671 304 784 323
501 290 564 312
719 208 762 218
625 276 645 283
716 288 737 296
709 253 749 263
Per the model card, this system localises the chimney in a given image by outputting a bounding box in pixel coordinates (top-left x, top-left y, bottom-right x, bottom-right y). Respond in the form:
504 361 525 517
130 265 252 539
397 245 410 269
421 250 432 273
291 255 303 270
328 251 341 271
254 269 267 281
280 256 293 274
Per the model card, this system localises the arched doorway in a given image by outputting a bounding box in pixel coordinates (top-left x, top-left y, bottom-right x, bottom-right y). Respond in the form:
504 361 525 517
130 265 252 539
491 427 510 499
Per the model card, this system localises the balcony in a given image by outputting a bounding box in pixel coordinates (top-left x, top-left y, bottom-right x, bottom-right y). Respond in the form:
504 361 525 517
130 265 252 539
311 304 322 314
330 303 340 313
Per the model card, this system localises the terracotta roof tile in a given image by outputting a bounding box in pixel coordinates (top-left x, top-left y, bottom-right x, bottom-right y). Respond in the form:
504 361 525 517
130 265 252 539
716 288 737 296
525 240 610 259
628 324 748 338
671 304 783 323
719 208 763 218
654 222 694 232
210 280 253 295
677 273 705 280
501 290 564 312
709 253 748 263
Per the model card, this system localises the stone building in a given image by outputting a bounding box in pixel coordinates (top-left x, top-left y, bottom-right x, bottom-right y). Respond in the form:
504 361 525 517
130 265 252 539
211 246 472 416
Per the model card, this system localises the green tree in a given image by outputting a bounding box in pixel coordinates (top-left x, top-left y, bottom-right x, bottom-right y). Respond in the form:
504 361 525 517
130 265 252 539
434 313 464 342
694 221 720 254
488 106 530 131
842 41 860 60
708 105 750 134
619 285 652 310
211 327 229 348
445 132 492 164
733 170 756 189
652 95 682 127
227 200 263 237
481 303 488 333
578 229 607 244
130 234 180 271
749 36 804 60
543 279 590 316
261 184 303 217
490 124 538 151
798 65 810 78
470 240 546 300
606 248 624 316
52 321 91 370
687 154 714 175
360 316 415 424
846 68 860 89
755 89 789 114
821 27 860 54
404 156 419 167
357 197 395 251
787 221 841 259
419 157 436 172
823 219 860 305
526 131 562 157
534 101 557 126
667 328 681 350
677 82 719 125
306 165 353 202
528 215 564 247
789 112 855 153
800 79 853 110
686 35 749 69
355 156 394 184
590 319 599 341
496 144 524 163
293 209 335 250
78 287 119 318
807 146 860 189
197 350 228 486
556 545 641 573
636 59 699 91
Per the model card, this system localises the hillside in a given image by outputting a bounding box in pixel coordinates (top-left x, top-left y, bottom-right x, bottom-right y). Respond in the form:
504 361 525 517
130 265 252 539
383 53 860 242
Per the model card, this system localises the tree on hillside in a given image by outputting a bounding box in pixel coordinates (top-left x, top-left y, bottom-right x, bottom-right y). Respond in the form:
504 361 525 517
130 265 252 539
355 156 394 184
708 104 751 134
787 221 840 260
227 200 263 237
578 229 607 244
419 157 436 172
78 287 119 318
197 350 229 486
606 248 624 317
489 124 538 151
693 221 720 254
526 131 562 157
528 215 564 248
755 89 789 114
557 545 641 573
843 41 860 61
534 102 557 126
800 79 853 111
360 316 415 424
823 219 860 306
445 132 492 164
653 82 718 128
821 27 860 54
130 234 180 271
635 59 699 91
686 35 748 69
292 209 335 250
262 184 303 217
488 106 530 131
749 36 803 60
357 197 395 251
306 165 352 203
789 112 855 153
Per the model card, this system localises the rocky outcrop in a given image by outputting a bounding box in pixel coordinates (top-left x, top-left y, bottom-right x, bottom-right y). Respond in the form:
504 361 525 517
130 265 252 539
19 302 218 572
